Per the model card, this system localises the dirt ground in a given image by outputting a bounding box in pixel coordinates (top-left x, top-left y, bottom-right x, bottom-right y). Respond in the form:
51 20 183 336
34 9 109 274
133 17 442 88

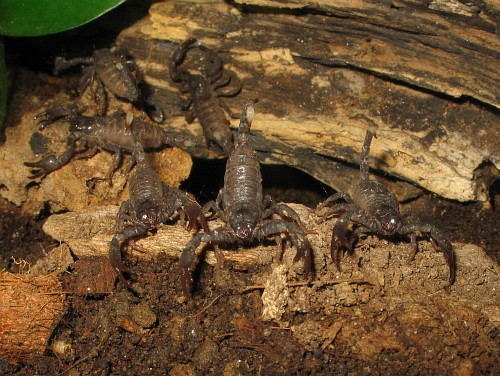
0 30 499 376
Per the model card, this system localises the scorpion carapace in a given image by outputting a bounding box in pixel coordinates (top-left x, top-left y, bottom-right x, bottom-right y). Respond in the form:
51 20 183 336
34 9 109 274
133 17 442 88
170 38 242 156
25 104 187 182
54 47 163 122
109 140 208 286
179 103 312 297
316 128 456 284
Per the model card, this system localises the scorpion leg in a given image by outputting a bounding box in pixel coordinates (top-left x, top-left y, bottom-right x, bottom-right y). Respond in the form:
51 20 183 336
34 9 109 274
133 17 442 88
262 196 312 234
109 224 149 286
316 192 353 212
142 96 165 123
215 72 242 98
212 69 231 89
71 142 99 160
179 228 238 297
255 219 312 278
34 103 79 130
330 209 358 270
218 98 240 119
115 201 132 232
107 148 124 183
170 38 198 82
184 105 196 124
53 56 93 75
164 186 209 232
202 191 228 222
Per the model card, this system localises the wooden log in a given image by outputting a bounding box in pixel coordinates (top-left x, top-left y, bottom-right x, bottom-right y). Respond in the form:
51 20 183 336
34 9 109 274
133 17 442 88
42 205 290 268
114 0 499 202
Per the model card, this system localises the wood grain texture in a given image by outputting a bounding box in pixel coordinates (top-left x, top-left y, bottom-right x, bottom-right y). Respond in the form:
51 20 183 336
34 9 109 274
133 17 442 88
114 0 499 202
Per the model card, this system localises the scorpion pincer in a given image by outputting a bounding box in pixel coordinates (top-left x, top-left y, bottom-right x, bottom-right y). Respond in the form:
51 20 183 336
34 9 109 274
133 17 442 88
25 104 189 182
170 38 241 155
316 127 456 284
179 102 312 297
109 140 208 286
54 48 163 122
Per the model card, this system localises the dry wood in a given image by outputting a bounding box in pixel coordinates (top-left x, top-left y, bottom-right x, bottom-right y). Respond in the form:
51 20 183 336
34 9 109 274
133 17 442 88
115 0 499 202
42 205 282 267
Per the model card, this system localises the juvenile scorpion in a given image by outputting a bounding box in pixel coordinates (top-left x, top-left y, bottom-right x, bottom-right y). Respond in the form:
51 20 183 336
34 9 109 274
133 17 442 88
110 140 208 285
54 48 163 122
24 104 189 181
180 103 312 297
316 127 456 284
170 38 241 155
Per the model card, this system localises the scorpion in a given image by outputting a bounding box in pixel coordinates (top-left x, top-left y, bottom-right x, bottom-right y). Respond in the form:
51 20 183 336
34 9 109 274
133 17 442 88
53 47 163 122
24 104 189 181
316 127 456 284
179 103 312 297
110 140 208 285
170 38 241 155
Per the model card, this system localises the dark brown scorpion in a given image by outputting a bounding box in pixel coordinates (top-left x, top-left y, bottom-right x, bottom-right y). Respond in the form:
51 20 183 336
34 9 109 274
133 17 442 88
316 127 456 284
24 104 189 181
180 103 312 297
170 38 241 155
54 48 163 122
110 140 208 286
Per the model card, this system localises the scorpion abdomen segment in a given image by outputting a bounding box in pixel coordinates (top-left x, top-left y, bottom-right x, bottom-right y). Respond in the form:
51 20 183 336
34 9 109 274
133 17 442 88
224 147 262 216
195 94 233 154
129 162 164 212
353 180 399 216
93 49 140 102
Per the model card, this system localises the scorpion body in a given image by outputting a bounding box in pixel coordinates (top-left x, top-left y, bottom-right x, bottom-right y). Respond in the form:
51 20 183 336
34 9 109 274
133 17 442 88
54 48 163 122
25 104 187 180
110 141 208 285
179 103 312 297
317 128 456 284
170 38 241 155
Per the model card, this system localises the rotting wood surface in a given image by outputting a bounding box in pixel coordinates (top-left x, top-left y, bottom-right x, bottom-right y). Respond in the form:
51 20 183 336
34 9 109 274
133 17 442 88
115 0 499 202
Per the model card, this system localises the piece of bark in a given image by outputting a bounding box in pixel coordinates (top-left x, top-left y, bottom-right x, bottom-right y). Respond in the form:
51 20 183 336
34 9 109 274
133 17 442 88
0 272 67 361
115 0 499 202
42 205 282 268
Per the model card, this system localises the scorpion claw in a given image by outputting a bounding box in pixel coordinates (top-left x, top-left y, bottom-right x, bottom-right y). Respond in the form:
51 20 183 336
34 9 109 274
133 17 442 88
430 234 456 285
109 238 133 288
331 220 352 270
293 240 312 279
183 202 209 232
24 155 63 179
